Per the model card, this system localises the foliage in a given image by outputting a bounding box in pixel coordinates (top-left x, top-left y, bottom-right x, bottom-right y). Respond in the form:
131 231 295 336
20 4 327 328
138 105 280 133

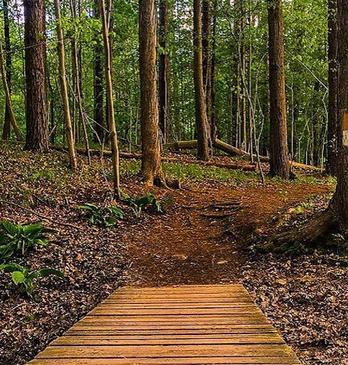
125 193 168 218
0 221 50 260
79 203 124 227
0 263 63 299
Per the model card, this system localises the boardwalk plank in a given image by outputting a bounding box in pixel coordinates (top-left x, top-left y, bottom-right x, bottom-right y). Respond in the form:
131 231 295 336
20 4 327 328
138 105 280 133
28 285 301 365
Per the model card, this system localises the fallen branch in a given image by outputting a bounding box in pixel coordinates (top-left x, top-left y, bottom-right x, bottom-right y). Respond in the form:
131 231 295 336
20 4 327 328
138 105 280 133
0 199 80 230
52 146 256 172
166 139 323 172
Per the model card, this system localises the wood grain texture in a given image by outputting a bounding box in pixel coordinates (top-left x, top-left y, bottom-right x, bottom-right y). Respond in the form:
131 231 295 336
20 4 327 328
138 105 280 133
28 284 301 365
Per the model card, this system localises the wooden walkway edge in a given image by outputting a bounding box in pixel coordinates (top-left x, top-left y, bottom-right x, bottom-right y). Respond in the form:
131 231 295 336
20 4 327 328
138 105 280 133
28 284 301 364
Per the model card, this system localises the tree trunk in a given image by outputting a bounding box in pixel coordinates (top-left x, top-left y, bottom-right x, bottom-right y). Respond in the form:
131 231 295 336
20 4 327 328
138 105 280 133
158 0 170 144
2 0 11 140
193 0 210 161
23 0 49 152
54 0 78 170
139 0 166 186
331 0 348 233
93 0 105 143
0 41 22 141
100 0 121 198
210 0 218 141
70 0 91 164
328 0 339 175
268 0 290 179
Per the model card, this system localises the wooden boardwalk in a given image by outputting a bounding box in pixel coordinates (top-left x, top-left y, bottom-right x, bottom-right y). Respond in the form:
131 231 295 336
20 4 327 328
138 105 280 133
29 284 301 365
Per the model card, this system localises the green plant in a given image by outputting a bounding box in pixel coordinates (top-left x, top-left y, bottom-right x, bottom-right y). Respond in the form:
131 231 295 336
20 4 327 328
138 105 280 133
0 221 50 260
79 203 124 227
125 193 169 218
0 263 64 299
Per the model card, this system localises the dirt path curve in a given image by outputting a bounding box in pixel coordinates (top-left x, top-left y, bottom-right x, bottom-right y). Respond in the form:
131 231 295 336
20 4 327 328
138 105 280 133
123 181 331 287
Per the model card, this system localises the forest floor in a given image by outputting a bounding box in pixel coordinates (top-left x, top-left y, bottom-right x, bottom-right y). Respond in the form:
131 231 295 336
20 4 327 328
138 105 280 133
0 143 347 365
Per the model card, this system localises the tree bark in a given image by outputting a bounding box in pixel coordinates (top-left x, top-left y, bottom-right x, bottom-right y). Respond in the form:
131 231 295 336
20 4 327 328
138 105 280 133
54 0 78 170
158 0 170 144
268 0 290 179
23 0 49 152
0 41 22 141
100 0 121 198
328 0 339 175
2 0 11 140
139 0 166 186
93 0 105 142
194 0 210 161
331 0 348 233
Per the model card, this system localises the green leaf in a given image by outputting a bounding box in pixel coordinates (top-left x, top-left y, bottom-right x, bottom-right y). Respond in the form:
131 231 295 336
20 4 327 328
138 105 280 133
36 268 64 279
11 271 25 285
0 221 18 236
0 263 24 273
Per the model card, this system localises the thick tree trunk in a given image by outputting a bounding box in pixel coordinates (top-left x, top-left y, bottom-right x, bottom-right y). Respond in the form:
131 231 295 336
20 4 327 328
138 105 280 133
193 0 210 161
158 0 170 144
23 0 49 152
93 0 105 143
139 0 166 186
54 0 78 170
100 0 121 198
327 0 339 175
268 0 290 179
2 0 11 140
331 0 348 233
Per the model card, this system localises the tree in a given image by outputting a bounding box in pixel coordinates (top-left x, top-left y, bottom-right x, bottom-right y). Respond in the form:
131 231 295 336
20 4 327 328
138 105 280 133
268 0 290 179
328 0 339 175
273 0 348 244
54 0 78 170
93 0 105 143
0 41 21 141
158 0 170 144
2 0 11 140
23 0 49 152
100 0 121 198
139 0 166 186
193 0 210 161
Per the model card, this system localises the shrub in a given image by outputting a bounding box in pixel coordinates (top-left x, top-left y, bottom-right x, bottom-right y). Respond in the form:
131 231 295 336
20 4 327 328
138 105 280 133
0 263 64 299
0 221 50 260
125 193 169 218
79 203 124 227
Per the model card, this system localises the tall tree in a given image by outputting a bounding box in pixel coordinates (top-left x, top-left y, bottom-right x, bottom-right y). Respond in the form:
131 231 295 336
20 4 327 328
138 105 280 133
273 0 348 243
139 0 166 186
158 0 170 143
100 0 121 198
54 0 78 170
93 0 105 143
268 0 290 179
193 0 210 161
0 41 21 141
328 0 339 175
23 0 49 152
2 0 11 140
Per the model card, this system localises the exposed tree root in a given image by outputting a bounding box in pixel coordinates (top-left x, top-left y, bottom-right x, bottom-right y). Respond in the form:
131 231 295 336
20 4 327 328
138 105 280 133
271 209 335 245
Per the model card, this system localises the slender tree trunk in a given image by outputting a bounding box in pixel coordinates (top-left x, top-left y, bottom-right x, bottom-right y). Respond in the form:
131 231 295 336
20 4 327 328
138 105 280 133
70 0 91 164
202 0 212 139
158 0 170 144
210 0 217 141
268 0 290 179
54 0 78 170
328 0 339 175
0 41 21 140
139 0 166 186
2 0 11 140
93 0 105 143
23 0 49 152
194 0 210 161
100 0 121 198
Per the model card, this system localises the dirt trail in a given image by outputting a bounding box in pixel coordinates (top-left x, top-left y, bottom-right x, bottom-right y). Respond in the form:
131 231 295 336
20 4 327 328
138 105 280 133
124 181 331 287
